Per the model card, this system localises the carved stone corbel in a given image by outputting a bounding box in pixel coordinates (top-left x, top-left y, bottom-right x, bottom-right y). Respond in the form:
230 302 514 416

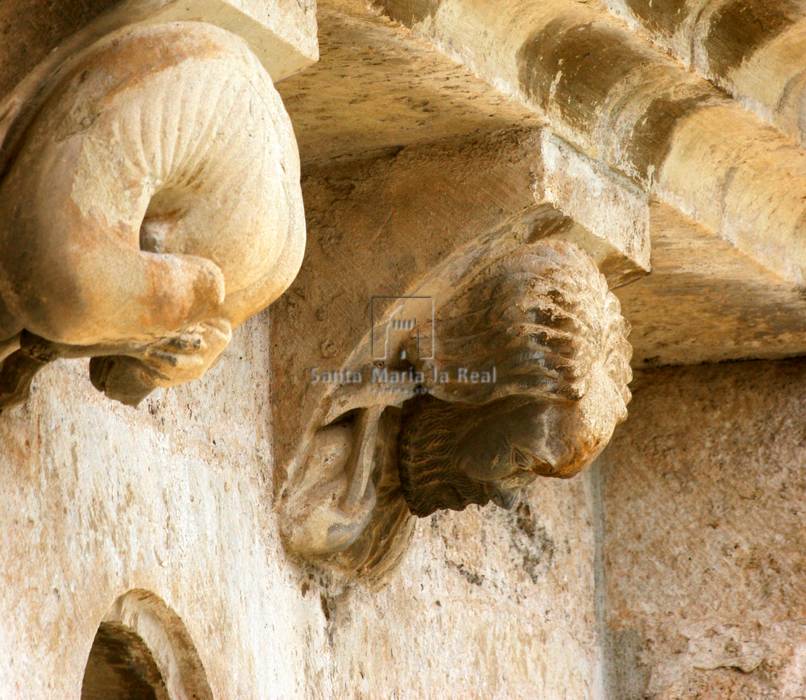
276 194 637 582
0 7 312 408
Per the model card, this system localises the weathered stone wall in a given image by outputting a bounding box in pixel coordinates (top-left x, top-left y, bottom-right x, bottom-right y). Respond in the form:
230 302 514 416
598 359 806 699
0 315 601 698
317 474 601 698
0 313 287 698
3 313 804 700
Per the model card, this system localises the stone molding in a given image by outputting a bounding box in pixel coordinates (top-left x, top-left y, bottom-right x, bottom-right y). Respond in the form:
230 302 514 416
375 0 806 287
84 590 214 699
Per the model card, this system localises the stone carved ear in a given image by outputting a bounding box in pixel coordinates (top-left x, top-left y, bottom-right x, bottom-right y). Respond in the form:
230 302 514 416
0 22 306 408
282 408 416 581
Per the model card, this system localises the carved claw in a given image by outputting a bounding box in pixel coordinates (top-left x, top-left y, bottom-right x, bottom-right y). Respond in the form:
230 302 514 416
0 351 48 411
90 320 233 407
0 320 232 410
89 356 162 408
0 333 61 411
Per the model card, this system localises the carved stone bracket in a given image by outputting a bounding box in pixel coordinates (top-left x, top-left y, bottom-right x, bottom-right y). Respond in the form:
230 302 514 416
0 3 315 409
277 195 640 582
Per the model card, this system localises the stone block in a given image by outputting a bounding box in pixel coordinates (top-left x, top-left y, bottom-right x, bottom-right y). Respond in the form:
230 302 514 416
116 0 319 81
541 131 651 288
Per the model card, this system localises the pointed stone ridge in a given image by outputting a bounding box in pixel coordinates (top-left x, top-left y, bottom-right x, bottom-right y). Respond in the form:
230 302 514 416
374 0 806 287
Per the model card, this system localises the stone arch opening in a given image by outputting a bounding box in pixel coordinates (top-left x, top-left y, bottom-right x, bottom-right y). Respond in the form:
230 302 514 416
82 621 168 700
81 590 213 700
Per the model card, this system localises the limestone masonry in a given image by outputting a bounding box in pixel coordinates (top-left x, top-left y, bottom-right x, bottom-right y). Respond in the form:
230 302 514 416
0 1 803 698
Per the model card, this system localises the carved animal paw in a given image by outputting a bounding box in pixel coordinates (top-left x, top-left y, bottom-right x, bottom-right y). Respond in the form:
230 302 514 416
0 352 50 411
90 319 233 407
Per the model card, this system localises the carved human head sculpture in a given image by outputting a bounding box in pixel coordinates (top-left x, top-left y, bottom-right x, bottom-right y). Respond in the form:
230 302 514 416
397 240 632 516
279 239 632 580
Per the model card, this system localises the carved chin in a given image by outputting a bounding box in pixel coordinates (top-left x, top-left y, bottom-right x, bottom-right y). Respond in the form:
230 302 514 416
397 392 614 516
398 395 500 517
398 463 494 518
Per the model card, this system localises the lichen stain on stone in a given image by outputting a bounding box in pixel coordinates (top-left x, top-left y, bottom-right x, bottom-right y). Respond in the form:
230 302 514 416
507 502 556 585
446 558 485 586
605 627 651 699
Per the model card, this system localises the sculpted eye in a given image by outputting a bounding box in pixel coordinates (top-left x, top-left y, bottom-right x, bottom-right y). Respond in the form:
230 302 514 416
529 457 557 477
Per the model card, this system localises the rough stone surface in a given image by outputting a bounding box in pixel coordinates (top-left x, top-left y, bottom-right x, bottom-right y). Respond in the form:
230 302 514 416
540 131 651 281
276 3 806 367
279 0 539 164
1 1 805 697
0 0 317 112
617 204 806 367
286 132 806 383
0 313 603 698
375 0 806 286
0 0 119 99
598 359 806 699
604 0 806 147
319 480 602 698
237 0 319 67
271 129 546 479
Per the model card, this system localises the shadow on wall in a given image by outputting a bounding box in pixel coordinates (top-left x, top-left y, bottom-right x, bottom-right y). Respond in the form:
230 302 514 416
81 590 212 700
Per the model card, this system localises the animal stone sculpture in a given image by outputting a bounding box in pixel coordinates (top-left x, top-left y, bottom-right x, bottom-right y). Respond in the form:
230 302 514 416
281 240 632 580
0 21 305 408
